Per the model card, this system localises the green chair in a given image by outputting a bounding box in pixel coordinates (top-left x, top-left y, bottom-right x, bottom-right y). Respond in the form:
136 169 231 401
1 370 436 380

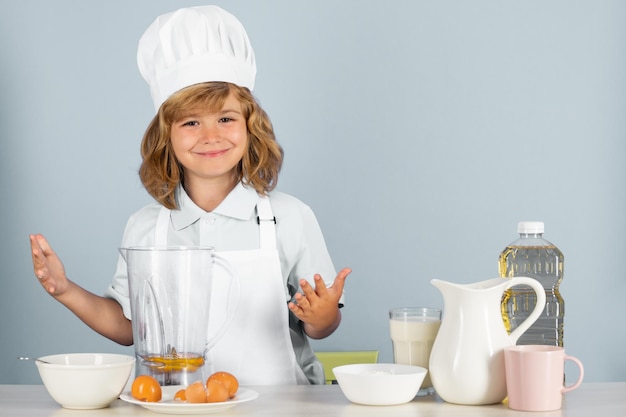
315 351 379 384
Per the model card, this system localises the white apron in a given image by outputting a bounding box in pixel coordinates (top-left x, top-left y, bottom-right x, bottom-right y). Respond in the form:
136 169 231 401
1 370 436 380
155 197 309 385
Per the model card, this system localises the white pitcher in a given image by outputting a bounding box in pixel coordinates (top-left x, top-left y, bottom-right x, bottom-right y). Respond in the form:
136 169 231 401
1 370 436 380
429 277 546 405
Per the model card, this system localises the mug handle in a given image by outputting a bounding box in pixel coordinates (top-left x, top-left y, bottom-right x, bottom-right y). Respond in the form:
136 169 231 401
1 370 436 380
562 355 585 393
204 254 241 353
506 277 547 344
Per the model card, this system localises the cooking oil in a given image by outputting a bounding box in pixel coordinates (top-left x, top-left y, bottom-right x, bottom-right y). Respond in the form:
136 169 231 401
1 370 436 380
499 222 564 346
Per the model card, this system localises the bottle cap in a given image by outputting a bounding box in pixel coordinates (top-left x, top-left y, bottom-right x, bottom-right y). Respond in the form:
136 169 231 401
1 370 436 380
517 221 544 234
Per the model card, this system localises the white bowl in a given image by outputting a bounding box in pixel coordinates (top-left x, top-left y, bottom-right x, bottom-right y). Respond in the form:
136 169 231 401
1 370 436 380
333 363 427 406
35 353 135 409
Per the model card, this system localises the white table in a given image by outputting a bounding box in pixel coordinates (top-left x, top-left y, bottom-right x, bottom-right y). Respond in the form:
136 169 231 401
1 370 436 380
1 383 624 416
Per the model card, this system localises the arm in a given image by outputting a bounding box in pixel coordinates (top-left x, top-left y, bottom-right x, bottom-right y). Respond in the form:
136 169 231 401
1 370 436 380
30 234 133 345
288 267 351 339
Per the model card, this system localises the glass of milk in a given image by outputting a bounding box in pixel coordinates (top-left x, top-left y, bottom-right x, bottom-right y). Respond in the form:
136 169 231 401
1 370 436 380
389 307 441 394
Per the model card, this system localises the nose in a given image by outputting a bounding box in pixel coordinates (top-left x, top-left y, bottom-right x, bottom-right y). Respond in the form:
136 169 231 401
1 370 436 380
200 123 220 144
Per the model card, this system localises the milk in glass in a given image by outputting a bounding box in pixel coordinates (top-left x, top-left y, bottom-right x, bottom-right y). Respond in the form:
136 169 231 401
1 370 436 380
389 314 441 388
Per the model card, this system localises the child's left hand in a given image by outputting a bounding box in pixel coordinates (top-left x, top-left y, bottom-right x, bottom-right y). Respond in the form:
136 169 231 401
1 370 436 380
288 267 351 339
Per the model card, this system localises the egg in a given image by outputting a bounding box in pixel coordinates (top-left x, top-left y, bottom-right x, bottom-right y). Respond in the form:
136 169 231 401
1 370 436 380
207 371 239 398
130 375 162 402
185 381 208 403
206 380 229 403
174 389 186 401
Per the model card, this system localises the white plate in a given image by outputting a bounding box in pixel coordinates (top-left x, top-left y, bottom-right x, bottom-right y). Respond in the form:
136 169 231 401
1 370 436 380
120 386 258 415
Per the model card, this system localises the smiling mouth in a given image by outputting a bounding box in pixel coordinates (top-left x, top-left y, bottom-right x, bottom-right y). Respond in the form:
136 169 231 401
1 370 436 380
197 149 229 157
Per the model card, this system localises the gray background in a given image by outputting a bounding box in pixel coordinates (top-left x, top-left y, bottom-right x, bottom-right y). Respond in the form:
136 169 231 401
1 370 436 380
1 0 624 384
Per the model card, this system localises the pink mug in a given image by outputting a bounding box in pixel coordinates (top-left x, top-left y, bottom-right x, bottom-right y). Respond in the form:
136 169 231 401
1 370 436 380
504 345 584 411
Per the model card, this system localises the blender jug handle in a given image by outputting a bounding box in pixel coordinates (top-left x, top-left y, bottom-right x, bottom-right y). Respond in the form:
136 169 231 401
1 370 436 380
138 279 166 367
205 254 240 353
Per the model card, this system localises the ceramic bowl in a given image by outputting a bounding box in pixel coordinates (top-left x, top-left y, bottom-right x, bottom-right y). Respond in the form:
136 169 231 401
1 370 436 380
35 353 135 409
333 363 427 406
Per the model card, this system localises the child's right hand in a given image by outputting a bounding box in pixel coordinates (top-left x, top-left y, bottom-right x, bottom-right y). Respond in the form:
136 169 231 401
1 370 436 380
30 234 70 297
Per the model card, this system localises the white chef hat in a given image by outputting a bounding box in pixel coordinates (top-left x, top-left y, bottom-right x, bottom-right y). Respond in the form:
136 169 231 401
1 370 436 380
137 5 257 112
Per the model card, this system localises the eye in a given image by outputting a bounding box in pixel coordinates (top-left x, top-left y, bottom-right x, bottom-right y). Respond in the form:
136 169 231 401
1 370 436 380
181 120 199 127
218 117 233 123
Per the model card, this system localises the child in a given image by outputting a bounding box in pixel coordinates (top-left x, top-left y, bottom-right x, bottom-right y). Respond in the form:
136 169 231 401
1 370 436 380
30 5 350 385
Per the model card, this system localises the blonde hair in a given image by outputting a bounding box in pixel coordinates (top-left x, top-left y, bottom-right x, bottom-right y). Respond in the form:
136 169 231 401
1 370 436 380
139 82 283 209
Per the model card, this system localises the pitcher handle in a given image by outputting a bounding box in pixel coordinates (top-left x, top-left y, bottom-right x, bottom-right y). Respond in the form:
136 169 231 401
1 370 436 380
205 254 241 353
506 277 547 344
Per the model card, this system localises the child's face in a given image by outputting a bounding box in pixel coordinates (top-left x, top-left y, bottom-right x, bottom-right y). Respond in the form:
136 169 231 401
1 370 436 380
170 92 248 188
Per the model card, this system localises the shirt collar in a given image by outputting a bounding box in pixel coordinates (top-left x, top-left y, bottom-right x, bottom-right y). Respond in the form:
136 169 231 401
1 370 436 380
171 182 260 231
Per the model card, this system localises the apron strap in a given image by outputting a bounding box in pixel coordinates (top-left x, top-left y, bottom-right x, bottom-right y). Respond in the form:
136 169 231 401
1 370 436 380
256 196 277 250
155 206 169 246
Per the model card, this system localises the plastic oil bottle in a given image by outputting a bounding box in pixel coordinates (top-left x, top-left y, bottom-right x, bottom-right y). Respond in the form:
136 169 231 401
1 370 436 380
499 221 564 346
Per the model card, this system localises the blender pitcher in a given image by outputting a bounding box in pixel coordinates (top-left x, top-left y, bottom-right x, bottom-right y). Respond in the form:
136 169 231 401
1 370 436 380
121 246 239 386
